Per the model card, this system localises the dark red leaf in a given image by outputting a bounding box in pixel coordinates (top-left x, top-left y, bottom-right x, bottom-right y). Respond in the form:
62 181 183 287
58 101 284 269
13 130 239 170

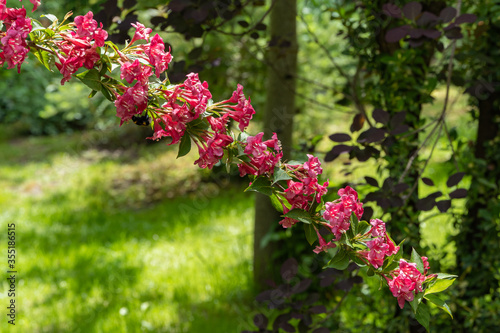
445 27 463 39
385 26 409 43
330 144 354 155
237 20 249 28
329 133 351 142
439 7 457 23
390 111 407 127
422 29 441 39
403 2 422 20
449 188 467 199
253 314 268 329
357 128 386 143
455 13 477 24
416 197 436 211
428 191 443 199
447 172 465 187
350 113 365 132
436 200 451 212
422 177 435 186
365 176 379 187
417 12 438 26
393 182 410 194
291 278 312 294
373 108 390 124
409 28 424 39
324 151 339 162
350 276 364 284
382 4 402 18
361 206 373 220
335 279 353 291
255 23 267 31
390 124 409 135
281 258 298 282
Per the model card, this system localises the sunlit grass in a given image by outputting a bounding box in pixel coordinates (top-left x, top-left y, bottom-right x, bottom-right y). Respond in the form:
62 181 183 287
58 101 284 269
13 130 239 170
0 130 255 332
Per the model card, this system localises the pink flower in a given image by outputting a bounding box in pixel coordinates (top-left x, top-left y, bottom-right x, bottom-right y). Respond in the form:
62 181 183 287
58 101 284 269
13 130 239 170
304 154 323 178
93 27 108 47
279 216 298 229
194 133 233 169
120 59 152 84
29 0 41 12
74 12 98 39
313 228 336 254
386 259 430 309
130 22 152 44
114 83 149 124
360 219 399 268
0 28 30 73
146 34 172 77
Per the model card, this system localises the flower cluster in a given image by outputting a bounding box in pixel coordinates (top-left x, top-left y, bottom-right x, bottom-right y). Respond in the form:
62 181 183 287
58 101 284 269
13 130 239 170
359 218 400 268
0 2 33 72
279 155 329 229
5 4 454 317
237 132 283 177
323 186 363 240
385 258 434 309
54 11 108 84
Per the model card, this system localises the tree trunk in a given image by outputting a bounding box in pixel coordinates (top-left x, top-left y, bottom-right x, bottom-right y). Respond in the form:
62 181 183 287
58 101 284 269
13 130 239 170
253 0 297 289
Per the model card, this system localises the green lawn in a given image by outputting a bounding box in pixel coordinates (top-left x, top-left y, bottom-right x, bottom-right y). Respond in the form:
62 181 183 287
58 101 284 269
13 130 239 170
0 129 256 332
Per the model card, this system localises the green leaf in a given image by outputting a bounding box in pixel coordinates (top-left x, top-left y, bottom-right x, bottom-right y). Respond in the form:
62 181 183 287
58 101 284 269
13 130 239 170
33 50 54 71
325 247 350 270
272 167 292 184
304 224 317 246
270 193 284 213
349 252 366 267
41 14 58 23
425 278 456 295
283 208 313 224
357 220 371 235
350 211 359 235
100 85 115 101
424 294 453 318
245 176 273 196
177 134 192 158
415 302 430 332
286 160 305 165
410 291 424 313
435 273 458 280
411 248 425 274
88 90 98 98
76 69 102 91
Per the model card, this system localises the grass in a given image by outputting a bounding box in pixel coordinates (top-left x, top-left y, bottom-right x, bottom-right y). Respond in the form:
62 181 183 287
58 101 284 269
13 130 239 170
0 128 256 332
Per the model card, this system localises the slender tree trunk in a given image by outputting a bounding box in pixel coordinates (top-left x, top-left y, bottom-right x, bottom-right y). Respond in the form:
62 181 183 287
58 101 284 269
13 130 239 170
253 0 297 289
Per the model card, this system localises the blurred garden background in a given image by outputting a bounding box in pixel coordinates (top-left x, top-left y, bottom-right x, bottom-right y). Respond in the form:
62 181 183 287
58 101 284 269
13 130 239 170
0 0 499 332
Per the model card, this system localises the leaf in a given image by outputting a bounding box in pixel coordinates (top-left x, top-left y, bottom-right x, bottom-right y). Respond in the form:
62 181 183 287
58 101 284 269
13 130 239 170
100 85 115 102
177 133 192 158
446 172 465 187
382 4 402 18
410 291 424 313
390 111 406 127
284 209 313 224
402 1 422 20
270 193 285 213
350 211 359 235
329 133 351 142
76 69 102 91
436 200 451 213
253 314 268 329
41 14 58 23
385 26 409 43
365 176 379 187
357 128 386 143
425 278 456 294
245 176 273 196
33 50 54 71
273 167 292 184
372 108 390 124
415 302 430 332
326 247 350 270
455 13 477 24
449 188 467 199
237 20 249 28
350 113 365 132
422 177 434 186
357 220 371 235
281 258 298 282
435 273 458 280
411 248 425 274
424 294 453 318
440 7 457 23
